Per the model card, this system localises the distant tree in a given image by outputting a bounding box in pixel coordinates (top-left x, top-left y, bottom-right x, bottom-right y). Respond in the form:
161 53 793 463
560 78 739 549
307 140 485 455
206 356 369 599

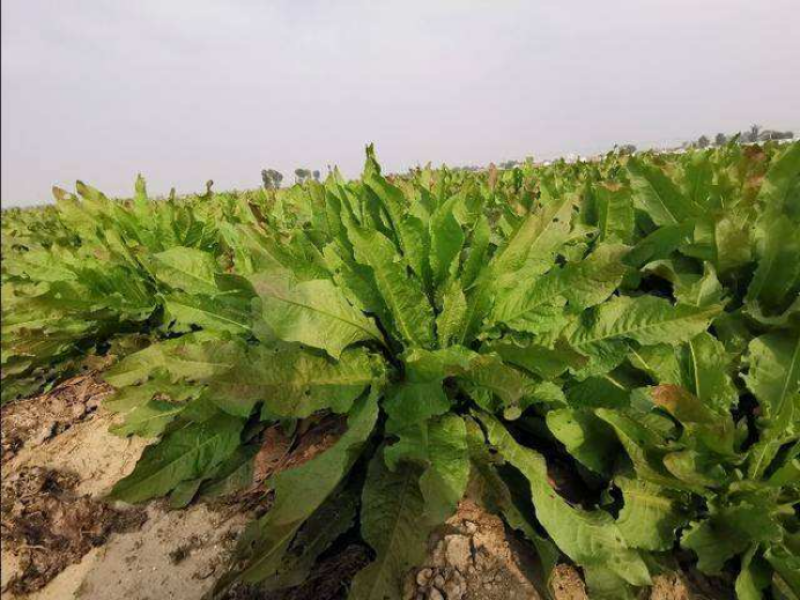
313 170 321 182
749 124 761 142
201 180 214 201
618 144 637 155
697 135 710 149
261 169 284 190
714 133 727 146
294 168 312 184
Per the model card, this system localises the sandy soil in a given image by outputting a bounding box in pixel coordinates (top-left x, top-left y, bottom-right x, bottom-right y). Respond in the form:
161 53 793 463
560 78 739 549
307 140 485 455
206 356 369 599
0 376 710 600
1 377 248 600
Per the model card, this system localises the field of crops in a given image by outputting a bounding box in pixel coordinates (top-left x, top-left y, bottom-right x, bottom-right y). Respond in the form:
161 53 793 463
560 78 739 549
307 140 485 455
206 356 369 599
1 142 799 600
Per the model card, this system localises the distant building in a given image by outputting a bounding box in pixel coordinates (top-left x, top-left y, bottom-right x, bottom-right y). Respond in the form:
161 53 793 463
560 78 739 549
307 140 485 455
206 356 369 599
758 130 794 141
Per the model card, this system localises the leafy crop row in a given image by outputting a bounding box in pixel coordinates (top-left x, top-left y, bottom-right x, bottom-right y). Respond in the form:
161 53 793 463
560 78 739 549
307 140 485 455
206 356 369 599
2 142 799 599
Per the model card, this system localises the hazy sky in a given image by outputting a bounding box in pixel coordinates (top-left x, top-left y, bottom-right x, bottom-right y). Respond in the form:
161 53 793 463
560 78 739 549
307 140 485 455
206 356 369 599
2 0 799 207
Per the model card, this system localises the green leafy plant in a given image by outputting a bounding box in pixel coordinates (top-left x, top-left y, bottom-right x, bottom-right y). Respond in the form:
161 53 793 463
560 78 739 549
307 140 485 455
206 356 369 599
2 142 798 599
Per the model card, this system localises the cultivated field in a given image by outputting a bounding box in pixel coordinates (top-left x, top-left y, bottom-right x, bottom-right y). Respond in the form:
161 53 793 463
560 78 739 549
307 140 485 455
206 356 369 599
1 142 799 600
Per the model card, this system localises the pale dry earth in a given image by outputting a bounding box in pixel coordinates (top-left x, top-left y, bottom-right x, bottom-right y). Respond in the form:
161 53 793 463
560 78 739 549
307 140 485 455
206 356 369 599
1 376 702 600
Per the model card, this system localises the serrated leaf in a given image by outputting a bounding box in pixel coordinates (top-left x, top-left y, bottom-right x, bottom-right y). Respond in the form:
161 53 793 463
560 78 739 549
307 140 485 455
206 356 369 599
568 295 722 349
207 345 382 419
104 336 243 388
492 244 628 332
682 496 783 574
627 157 698 226
491 193 576 282
109 412 244 503
345 222 435 348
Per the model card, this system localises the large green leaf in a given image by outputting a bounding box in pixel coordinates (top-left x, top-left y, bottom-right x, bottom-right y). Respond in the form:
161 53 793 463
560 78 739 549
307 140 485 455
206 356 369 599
217 392 378 590
568 295 722 349
207 345 383 419
163 293 253 335
349 451 432 600
436 280 467 347
429 194 466 287
746 215 800 316
490 192 576 282
109 412 244 503
458 354 535 415
345 221 436 348
745 330 800 479
677 332 738 414
682 495 783 574
614 477 688 551
479 412 651 586
152 246 220 295
104 336 244 388
251 274 383 358
745 330 800 435
757 141 800 221
260 488 359 591
109 399 186 438
627 156 698 226
383 381 451 468
492 244 628 331
418 414 470 524
594 185 635 244
546 408 619 474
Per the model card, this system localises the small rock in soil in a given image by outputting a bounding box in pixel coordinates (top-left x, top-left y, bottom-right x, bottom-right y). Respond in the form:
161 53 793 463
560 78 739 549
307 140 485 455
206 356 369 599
408 499 542 600
444 535 471 572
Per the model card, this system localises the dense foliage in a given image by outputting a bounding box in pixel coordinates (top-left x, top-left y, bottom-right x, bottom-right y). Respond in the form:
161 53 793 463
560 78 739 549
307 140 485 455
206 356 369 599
2 143 799 599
